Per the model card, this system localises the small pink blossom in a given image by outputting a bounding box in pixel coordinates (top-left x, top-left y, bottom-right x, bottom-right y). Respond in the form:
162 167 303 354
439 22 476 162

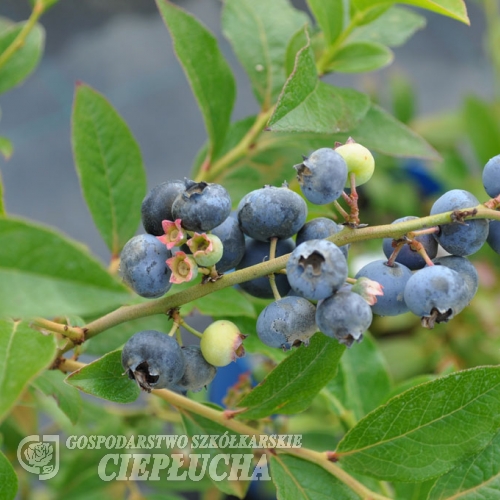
157 219 186 250
166 251 199 284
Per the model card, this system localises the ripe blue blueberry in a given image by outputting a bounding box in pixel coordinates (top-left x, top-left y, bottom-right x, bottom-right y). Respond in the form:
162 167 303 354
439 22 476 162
296 217 349 260
487 220 500 254
236 238 295 298
403 265 467 327
286 239 348 301
210 215 246 272
176 345 217 392
433 255 478 312
482 154 500 198
315 290 373 347
355 260 412 316
120 234 172 298
172 181 232 232
430 190 488 256
294 148 348 205
237 184 307 241
141 179 188 236
121 330 185 392
382 216 438 270
257 296 317 351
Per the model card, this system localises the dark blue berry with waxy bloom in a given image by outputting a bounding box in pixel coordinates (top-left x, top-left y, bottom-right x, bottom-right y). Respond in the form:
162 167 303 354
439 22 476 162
236 238 294 298
210 215 246 272
257 296 317 350
141 179 188 236
487 220 500 255
382 216 438 270
482 154 500 198
120 234 172 298
296 217 349 260
316 290 372 347
286 239 348 301
430 189 488 256
237 184 307 242
172 182 231 232
121 330 185 392
294 148 347 205
403 265 467 327
176 345 217 392
355 260 412 316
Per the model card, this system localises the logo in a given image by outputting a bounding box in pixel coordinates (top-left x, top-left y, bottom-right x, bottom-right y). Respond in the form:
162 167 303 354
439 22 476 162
17 435 59 480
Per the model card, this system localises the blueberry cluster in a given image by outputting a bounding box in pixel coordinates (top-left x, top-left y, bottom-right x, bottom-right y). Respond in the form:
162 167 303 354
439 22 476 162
119 143 500 392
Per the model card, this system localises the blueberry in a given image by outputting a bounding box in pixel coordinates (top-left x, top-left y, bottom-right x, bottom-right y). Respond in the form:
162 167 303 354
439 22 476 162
382 216 438 270
355 260 412 316
200 320 246 367
172 182 232 232
210 215 246 272
433 255 478 312
296 217 349 260
286 239 348 301
482 154 500 198
141 179 187 236
334 141 375 186
430 190 488 256
315 290 373 347
121 330 185 392
403 265 467 326
294 148 347 205
236 238 295 298
487 219 500 255
257 296 317 350
120 234 172 298
237 185 307 241
176 345 217 392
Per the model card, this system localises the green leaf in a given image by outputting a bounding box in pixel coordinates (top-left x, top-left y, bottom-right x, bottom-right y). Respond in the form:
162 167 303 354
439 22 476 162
0 136 13 160
156 0 235 159
393 479 436 500
0 22 44 95
463 95 500 167
326 333 391 421
187 287 255 318
306 0 345 46
271 454 360 500
335 104 440 160
0 217 131 319
0 450 17 500
0 171 5 217
237 333 345 419
349 6 426 47
0 320 57 423
269 30 370 133
352 0 469 24
31 370 82 424
285 25 309 78
72 83 146 255
66 350 140 403
327 41 393 73
222 0 307 108
389 71 416 124
181 405 251 498
428 430 500 500
337 366 500 482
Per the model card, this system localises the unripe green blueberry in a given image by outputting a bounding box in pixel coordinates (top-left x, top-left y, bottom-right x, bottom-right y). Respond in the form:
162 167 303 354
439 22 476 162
200 320 246 367
187 233 223 267
335 141 375 186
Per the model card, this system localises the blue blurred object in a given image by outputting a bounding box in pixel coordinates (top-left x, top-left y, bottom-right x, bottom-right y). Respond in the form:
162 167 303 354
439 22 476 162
208 355 253 408
402 159 443 197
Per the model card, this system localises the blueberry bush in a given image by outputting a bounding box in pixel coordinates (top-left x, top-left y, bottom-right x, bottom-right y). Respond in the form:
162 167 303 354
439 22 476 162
2 1 500 499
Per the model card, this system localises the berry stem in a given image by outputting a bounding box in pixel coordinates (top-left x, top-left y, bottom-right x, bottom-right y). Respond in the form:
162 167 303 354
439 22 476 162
168 321 179 338
268 237 282 301
386 240 406 267
178 319 203 339
32 318 86 344
410 240 435 267
333 200 350 222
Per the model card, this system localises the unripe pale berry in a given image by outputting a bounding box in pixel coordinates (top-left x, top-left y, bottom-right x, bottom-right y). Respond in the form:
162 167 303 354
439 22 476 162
200 320 246 367
335 141 375 186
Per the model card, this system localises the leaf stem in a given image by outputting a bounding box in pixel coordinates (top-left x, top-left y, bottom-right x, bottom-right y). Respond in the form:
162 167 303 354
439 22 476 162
0 0 45 72
195 108 274 183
